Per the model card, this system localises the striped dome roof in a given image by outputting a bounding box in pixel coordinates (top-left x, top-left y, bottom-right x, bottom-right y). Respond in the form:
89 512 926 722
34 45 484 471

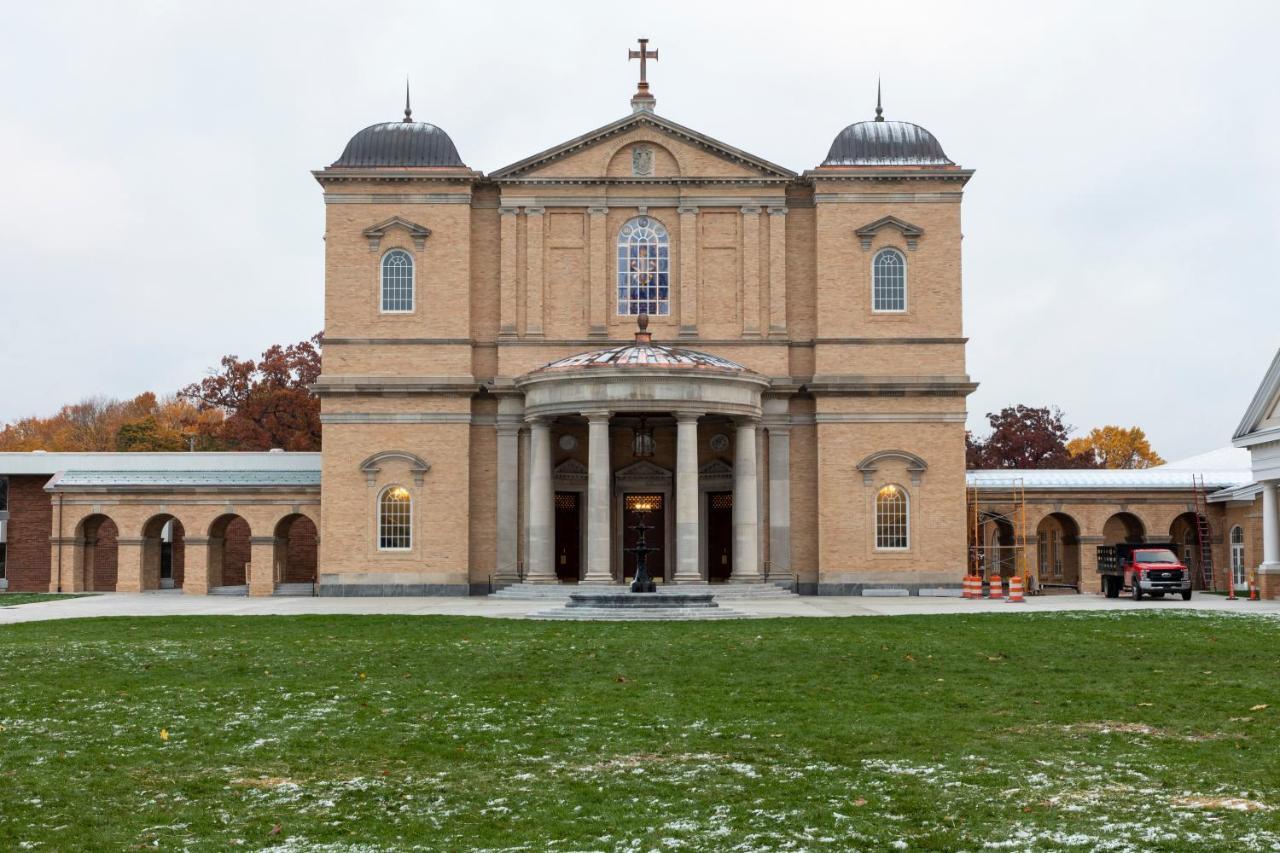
533 316 748 374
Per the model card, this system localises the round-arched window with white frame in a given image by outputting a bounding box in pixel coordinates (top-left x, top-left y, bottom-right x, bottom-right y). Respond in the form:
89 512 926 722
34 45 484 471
1230 525 1245 588
378 485 413 551
875 484 909 550
616 216 670 316
872 247 906 313
380 249 415 313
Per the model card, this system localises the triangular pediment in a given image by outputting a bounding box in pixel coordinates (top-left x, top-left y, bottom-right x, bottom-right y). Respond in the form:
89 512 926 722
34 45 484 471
699 459 734 478
554 459 588 480
1234 348 1280 445
614 460 672 479
489 112 795 181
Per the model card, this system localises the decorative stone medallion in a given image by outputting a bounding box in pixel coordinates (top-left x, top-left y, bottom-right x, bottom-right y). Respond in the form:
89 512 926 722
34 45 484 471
709 433 730 453
631 144 654 177
558 434 578 451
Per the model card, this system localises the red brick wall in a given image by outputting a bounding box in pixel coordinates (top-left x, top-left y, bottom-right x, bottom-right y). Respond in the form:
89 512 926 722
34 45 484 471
3 476 52 592
86 516 119 591
283 516 317 583
222 517 251 586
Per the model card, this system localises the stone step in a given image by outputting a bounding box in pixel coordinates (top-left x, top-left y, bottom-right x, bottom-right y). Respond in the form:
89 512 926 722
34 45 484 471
491 582 795 601
209 585 249 596
274 583 316 597
527 606 755 621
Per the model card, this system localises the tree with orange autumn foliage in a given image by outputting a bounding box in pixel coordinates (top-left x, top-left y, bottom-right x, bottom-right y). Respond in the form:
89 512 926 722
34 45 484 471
0 393 223 452
1067 425 1165 469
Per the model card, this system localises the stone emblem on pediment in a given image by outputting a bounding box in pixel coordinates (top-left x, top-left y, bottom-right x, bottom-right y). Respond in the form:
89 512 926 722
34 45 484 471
631 144 655 176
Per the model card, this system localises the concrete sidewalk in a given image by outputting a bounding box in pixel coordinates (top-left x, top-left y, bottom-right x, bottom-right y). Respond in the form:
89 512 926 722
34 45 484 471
2 590 1278 624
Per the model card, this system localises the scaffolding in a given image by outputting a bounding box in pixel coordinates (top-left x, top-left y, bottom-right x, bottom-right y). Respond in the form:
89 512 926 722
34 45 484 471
967 478 1032 592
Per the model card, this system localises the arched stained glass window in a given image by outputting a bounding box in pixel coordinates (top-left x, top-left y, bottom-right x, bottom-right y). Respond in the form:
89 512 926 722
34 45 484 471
381 249 414 313
617 216 670 316
378 486 412 551
872 248 906 312
875 484 909 550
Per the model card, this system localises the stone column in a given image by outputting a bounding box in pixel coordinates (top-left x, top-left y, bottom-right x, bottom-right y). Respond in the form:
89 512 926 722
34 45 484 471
673 411 703 583
248 536 278 597
741 206 761 337
499 206 518 338
764 403 792 583
732 419 762 582
525 417 556 583
678 205 699 336
495 400 524 584
768 206 787 335
525 207 545 337
584 411 614 584
588 206 609 337
1261 480 1280 570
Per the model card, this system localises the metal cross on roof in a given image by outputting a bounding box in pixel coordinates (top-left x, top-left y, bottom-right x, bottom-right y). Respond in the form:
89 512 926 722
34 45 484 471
628 38 658 87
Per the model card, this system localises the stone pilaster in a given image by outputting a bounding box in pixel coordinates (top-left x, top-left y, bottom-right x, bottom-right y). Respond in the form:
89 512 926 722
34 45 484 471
183 537 211 595
499 207 518 338
588 206 609 337
678 205 698 336
733 419 762 582
768 206 787 335
764 401 792 583
248 536 278 597
741 206 761 337
495 397 524 584
115 538 144 593
524 207 545 337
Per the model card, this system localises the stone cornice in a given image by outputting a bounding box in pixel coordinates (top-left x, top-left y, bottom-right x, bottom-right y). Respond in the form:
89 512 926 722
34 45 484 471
312 168 483 186
805 375 978 397
312 376 478 397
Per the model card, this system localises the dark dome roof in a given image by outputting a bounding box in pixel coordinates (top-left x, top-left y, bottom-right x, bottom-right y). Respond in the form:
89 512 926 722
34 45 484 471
822 119 953 167
331 120 465 168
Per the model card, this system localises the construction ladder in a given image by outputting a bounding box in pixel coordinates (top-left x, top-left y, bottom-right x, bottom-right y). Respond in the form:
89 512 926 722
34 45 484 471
1191 474 1215 591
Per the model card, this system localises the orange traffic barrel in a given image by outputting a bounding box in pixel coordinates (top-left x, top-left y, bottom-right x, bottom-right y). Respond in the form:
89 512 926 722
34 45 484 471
1007 575 1025 603
988 575 1003 599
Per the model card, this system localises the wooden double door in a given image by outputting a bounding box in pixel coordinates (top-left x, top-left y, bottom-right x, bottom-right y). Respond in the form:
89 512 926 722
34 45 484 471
554 491 581 582
707 491 733 582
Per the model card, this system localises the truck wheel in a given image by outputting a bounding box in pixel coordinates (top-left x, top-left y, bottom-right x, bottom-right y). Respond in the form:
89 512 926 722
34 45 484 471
1131 581 1142 601
1181 590 1193 601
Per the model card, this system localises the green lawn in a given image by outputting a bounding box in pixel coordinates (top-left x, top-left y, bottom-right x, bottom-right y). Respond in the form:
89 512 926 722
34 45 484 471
0 592 91 607
1 613 1278 851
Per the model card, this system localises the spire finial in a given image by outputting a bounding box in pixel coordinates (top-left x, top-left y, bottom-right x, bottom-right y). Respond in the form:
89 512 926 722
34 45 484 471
875 78 884 121
628 37 660 113
403 78 413 122
635 312 652 343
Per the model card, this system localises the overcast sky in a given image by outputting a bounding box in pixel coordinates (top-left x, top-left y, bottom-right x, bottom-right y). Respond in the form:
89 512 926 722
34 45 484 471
1 1 1276 461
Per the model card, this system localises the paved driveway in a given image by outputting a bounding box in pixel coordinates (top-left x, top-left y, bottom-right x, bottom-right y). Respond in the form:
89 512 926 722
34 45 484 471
2 590 1278 624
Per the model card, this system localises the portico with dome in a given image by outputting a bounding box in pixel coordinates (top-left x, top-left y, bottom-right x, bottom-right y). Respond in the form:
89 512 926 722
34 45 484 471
309 41 977 596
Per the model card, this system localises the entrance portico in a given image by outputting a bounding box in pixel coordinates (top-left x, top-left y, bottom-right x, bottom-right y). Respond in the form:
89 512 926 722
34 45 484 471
506 318 771 586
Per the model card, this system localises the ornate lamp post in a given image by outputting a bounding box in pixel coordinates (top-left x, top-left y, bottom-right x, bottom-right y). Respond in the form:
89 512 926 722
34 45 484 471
624 515 659 593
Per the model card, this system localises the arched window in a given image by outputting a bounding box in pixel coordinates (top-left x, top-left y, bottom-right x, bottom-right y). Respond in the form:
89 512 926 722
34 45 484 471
875 484 909 550
378 486 412 551
381 249 414 313
872 248 906 313
1230 525 1245 587
617 216 670 316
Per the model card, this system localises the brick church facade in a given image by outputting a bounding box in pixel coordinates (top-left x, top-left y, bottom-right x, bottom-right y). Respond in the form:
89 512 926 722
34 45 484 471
0 48 1271 598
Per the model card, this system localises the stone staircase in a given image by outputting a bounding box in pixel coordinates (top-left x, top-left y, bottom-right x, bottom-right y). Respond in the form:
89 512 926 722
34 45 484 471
209 585 249 596
273 582 317 597
496 581 795 621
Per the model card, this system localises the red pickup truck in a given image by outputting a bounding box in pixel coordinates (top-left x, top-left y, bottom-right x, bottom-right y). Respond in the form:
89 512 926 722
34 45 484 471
1097 544 1192 601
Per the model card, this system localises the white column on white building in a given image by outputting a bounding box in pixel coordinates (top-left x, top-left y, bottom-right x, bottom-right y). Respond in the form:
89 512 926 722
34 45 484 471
525 416 557 583
1262 480 1280 571
732 418 762 582
673 411 703 583
583 411 614 584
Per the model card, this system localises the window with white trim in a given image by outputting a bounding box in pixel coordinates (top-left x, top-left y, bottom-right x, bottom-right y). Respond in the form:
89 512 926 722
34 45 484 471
1230 525 1245 587
872 248 906 312
617 216 670 316
875 484 909 550
378 485 412 551
380 249 414 313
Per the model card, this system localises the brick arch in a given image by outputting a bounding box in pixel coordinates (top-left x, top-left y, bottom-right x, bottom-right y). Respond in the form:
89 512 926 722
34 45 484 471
207 513 252 589
1034 511 1083 588
604 138 682 177
273 512 318 585
140 513 186 591
1101 511 1147 544
74 513 119 592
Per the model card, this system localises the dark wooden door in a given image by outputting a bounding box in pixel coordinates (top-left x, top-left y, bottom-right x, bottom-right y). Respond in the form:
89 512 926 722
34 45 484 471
707 491 733 582
555 492 581 582
622 493 665 582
